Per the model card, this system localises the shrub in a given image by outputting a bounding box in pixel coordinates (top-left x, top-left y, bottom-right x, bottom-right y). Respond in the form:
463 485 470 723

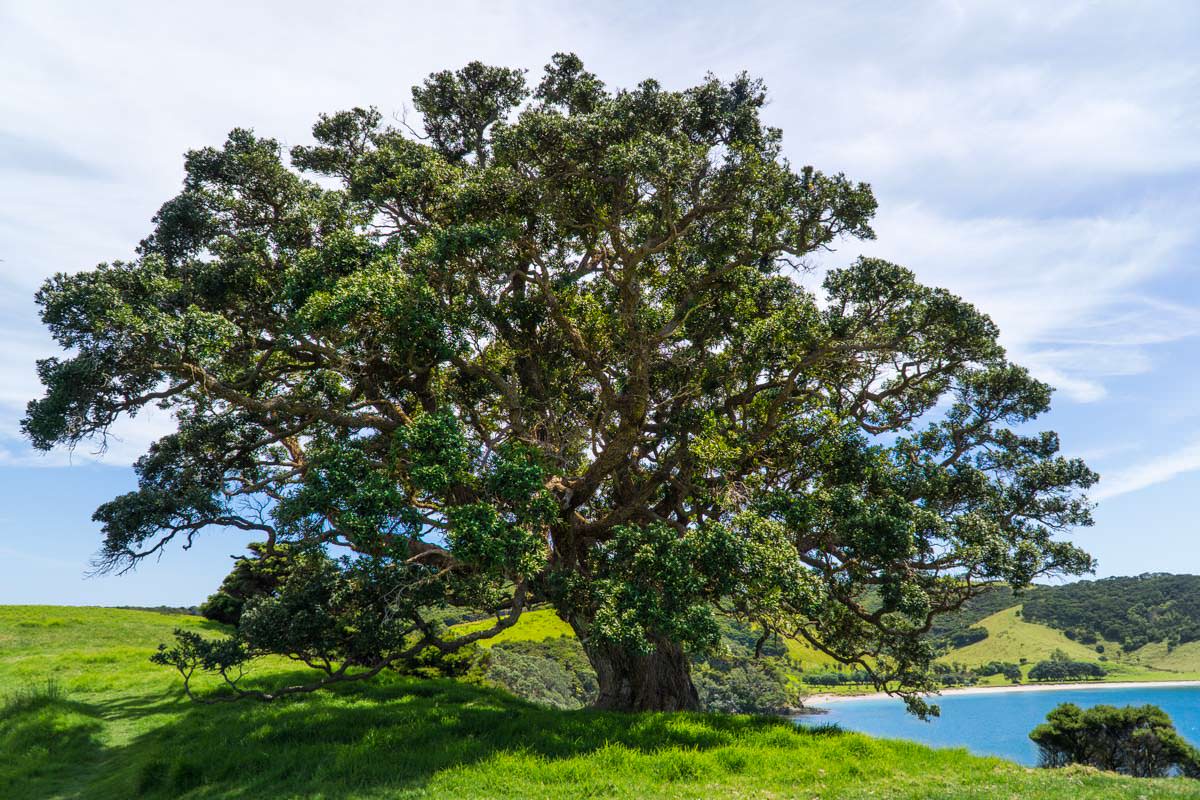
482 637 597 709
1027 658 1105 682
1030 703 1200 778
973 661 1022 682
693 659 799 714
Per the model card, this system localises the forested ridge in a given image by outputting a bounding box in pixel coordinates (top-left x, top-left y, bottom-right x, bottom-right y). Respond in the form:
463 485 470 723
1023 574 1200 651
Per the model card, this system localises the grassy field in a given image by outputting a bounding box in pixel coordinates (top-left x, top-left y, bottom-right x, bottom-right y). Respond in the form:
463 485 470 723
454 607 574 645
3 606 1199 799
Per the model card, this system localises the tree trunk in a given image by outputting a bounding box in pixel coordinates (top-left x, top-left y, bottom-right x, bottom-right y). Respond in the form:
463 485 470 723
583 636 701 712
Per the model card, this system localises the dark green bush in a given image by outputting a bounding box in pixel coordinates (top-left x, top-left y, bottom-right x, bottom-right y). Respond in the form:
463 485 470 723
1031 703 1200 778
482 638 598 709
1027 654 1104 682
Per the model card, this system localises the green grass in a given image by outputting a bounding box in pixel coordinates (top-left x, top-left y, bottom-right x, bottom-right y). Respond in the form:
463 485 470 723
948 606 1111 667
2 606 1198 798
453 607 574 645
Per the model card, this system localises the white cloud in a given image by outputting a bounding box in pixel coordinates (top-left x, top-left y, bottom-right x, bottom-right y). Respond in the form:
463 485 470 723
1093 439 1200 501
850 204 1199 402
0 0 1197 466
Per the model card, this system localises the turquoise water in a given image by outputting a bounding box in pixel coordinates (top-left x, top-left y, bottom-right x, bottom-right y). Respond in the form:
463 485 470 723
795 684 1200 765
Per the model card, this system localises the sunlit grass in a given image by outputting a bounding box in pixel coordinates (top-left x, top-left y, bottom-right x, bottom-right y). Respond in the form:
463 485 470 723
2 605 1198 799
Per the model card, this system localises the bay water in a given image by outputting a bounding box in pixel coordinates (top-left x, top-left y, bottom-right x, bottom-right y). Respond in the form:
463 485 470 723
795 684 1200 765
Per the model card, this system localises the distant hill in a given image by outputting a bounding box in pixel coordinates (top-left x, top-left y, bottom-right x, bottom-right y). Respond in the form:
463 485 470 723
927 585 1034 650
1023 574 1200 651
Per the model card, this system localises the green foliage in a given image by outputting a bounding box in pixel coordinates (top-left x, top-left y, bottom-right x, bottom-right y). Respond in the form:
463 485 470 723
199 542 299 625
155 551 458 700
7 606 1198 799
482 637 598 709
1031 703 1200 778
692 659 800 714
1023 574 1200 652
974 661 1023 681
1027 650 1106 682
26 53 1096 711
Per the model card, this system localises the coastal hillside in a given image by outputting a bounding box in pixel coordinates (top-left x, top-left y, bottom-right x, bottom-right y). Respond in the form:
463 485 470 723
2 605 1195 799
934 575 1200 683
1023 574 1200 650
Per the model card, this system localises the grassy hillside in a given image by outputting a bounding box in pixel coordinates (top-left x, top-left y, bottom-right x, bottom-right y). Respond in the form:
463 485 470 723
454 607 574 645
941 605 1200 682
2 606 1198 799
948 606 1110 667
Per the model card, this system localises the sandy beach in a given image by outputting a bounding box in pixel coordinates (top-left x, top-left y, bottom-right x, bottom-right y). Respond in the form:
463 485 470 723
805 679 1200 706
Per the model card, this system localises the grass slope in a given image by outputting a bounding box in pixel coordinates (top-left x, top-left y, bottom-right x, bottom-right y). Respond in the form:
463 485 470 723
1121 640 1200 677
943 606 1200 681
2 606 1197 799
948 606 1109 667
454 607 574 645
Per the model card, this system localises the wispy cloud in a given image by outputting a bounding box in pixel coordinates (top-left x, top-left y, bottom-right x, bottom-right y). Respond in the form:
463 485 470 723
851 205 1199 403
1093 439 1200 501
1 0 1198 465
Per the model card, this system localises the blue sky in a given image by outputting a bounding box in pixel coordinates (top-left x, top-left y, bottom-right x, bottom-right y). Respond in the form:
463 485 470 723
1 1 1198 605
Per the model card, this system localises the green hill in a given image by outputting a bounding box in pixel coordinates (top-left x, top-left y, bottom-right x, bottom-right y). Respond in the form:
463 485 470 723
3 605 1198 799
936 605 1200 683
932 575 1200 682
1023 574 1200 650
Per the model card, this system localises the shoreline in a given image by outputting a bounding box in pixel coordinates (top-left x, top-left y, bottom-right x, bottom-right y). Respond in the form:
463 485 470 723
804 679 1200 707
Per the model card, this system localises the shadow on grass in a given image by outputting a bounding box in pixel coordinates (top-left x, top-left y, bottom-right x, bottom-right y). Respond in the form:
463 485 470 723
90 688 189 721
0 687 108 799
4 670 848 798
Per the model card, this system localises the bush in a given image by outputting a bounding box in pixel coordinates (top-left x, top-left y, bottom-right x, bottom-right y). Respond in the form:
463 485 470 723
1026 649 1104 682
1030 703 1200 778
1027 658 1105 682
482 638 597 709
973 661 1022 682
199 542 300 625
693 659 799 714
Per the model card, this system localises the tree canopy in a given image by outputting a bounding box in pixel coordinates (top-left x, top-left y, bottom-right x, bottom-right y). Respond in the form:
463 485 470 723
26 53 1096 713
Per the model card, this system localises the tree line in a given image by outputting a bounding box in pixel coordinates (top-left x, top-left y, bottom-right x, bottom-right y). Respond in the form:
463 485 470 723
1023 574 1200 651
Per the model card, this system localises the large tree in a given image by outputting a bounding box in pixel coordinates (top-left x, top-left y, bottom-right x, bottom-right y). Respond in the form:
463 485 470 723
25 54 1096 713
